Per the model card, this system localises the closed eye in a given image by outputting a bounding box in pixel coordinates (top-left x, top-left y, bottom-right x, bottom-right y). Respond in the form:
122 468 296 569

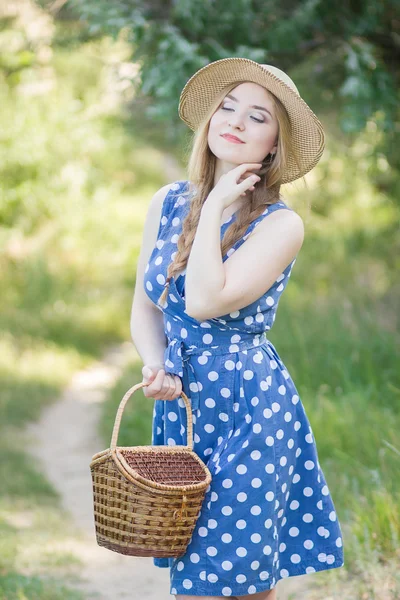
221 106 264 123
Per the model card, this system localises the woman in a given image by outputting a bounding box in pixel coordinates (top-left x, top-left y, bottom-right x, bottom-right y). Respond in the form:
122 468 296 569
131 57 345 599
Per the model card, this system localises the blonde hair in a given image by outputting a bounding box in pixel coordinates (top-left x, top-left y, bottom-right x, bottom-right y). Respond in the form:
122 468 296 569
158 80 303 307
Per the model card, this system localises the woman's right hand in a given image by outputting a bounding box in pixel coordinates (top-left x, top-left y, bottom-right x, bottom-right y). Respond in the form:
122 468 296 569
141 364 183 401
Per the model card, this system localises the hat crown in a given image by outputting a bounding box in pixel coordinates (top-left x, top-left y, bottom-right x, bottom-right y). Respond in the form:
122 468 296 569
260 64 300 96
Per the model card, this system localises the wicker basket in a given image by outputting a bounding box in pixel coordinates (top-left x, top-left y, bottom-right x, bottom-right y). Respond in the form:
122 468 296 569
90 380 212 558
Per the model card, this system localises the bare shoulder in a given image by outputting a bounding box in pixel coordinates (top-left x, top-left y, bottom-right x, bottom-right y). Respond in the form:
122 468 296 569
148 181 179 215
131 181 182 314
254 203 304 238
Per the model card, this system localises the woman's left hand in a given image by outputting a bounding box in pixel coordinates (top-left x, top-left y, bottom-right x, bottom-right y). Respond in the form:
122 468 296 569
206 163 262 210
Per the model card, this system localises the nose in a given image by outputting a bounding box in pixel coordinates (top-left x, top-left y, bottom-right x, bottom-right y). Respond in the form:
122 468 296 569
228 112 244 130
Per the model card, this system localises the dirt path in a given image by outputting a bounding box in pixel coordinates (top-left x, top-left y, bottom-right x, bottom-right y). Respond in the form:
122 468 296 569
25 343 170 599
24 343 310 599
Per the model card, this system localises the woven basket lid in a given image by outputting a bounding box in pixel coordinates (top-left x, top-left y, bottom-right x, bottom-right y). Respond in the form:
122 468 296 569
178 57 325 184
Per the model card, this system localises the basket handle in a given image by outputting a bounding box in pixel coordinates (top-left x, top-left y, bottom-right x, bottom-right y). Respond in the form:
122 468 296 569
110 381 194 452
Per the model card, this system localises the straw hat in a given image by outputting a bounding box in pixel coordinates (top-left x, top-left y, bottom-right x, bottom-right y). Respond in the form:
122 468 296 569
178 57 325 184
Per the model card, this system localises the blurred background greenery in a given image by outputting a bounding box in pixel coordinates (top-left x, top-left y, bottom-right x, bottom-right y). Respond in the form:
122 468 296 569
1 0 399 598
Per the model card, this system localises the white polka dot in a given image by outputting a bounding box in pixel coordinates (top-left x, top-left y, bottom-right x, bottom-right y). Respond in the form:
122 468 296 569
236 574 247 583
236 464 247 475
222 561 233 571
236 547 247 557
280 569 289 578
326 554 335 564
251 478 262 488
305 460 315 470
264 518 273 528
176 560 184 571
303 486 313 496
266 436 274 446
322 485 329 495
251 450 261 460
336 537 343 548
190 553 200 563
206 546 217 556
208 519 218 528
237 492 247 502
204 423 215 433
265 492 274 501
290 554 301 563
221 533 232 543
306 566 316 573
263 545 272 555
198 527 208 537
303 513 313 523
222 588 232 596
205 398 216 408
289 527 299 537
293 473 300 483
272 402 281 412
289 500 299 510
250 505 262 515
251 561 260 570
221 506 232 516
236 519 247 529
280 456 287 466
207 572 218 582
253 423 262 433
222 479 233 488
251 533 261 543
182 579 192 589
265 463 275 474
304 539 314 549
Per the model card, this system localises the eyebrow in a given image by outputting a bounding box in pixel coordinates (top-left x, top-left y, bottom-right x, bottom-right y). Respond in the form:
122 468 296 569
225 93 273 118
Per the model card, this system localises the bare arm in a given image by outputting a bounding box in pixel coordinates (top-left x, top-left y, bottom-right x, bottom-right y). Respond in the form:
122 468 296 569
130 183 175 366
186 205 304 321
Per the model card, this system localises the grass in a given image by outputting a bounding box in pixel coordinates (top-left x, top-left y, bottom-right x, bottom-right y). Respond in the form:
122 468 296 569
0 12 179 599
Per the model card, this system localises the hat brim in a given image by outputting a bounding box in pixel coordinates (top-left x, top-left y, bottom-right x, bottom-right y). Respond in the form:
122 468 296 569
178 57 325 185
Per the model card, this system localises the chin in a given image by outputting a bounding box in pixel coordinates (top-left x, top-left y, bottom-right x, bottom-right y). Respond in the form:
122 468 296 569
210 143 246 163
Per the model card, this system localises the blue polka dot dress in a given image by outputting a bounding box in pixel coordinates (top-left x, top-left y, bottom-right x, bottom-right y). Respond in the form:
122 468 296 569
143 180 345 597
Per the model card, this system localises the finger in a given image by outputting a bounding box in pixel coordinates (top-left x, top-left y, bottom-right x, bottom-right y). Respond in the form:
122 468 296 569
234 163 263 177
163 374 176 400
173 375 182 399
240 185 255 196
150 369 165 396
239 174 260 193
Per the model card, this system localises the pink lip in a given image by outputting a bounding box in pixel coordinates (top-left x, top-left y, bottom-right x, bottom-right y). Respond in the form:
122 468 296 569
221 134 245 144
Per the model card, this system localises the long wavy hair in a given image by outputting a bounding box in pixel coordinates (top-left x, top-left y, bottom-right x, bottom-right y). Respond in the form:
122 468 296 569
157 80 303 307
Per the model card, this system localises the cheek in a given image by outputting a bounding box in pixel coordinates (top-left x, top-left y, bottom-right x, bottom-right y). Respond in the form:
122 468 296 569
253 128 277 150
209 112 222 131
